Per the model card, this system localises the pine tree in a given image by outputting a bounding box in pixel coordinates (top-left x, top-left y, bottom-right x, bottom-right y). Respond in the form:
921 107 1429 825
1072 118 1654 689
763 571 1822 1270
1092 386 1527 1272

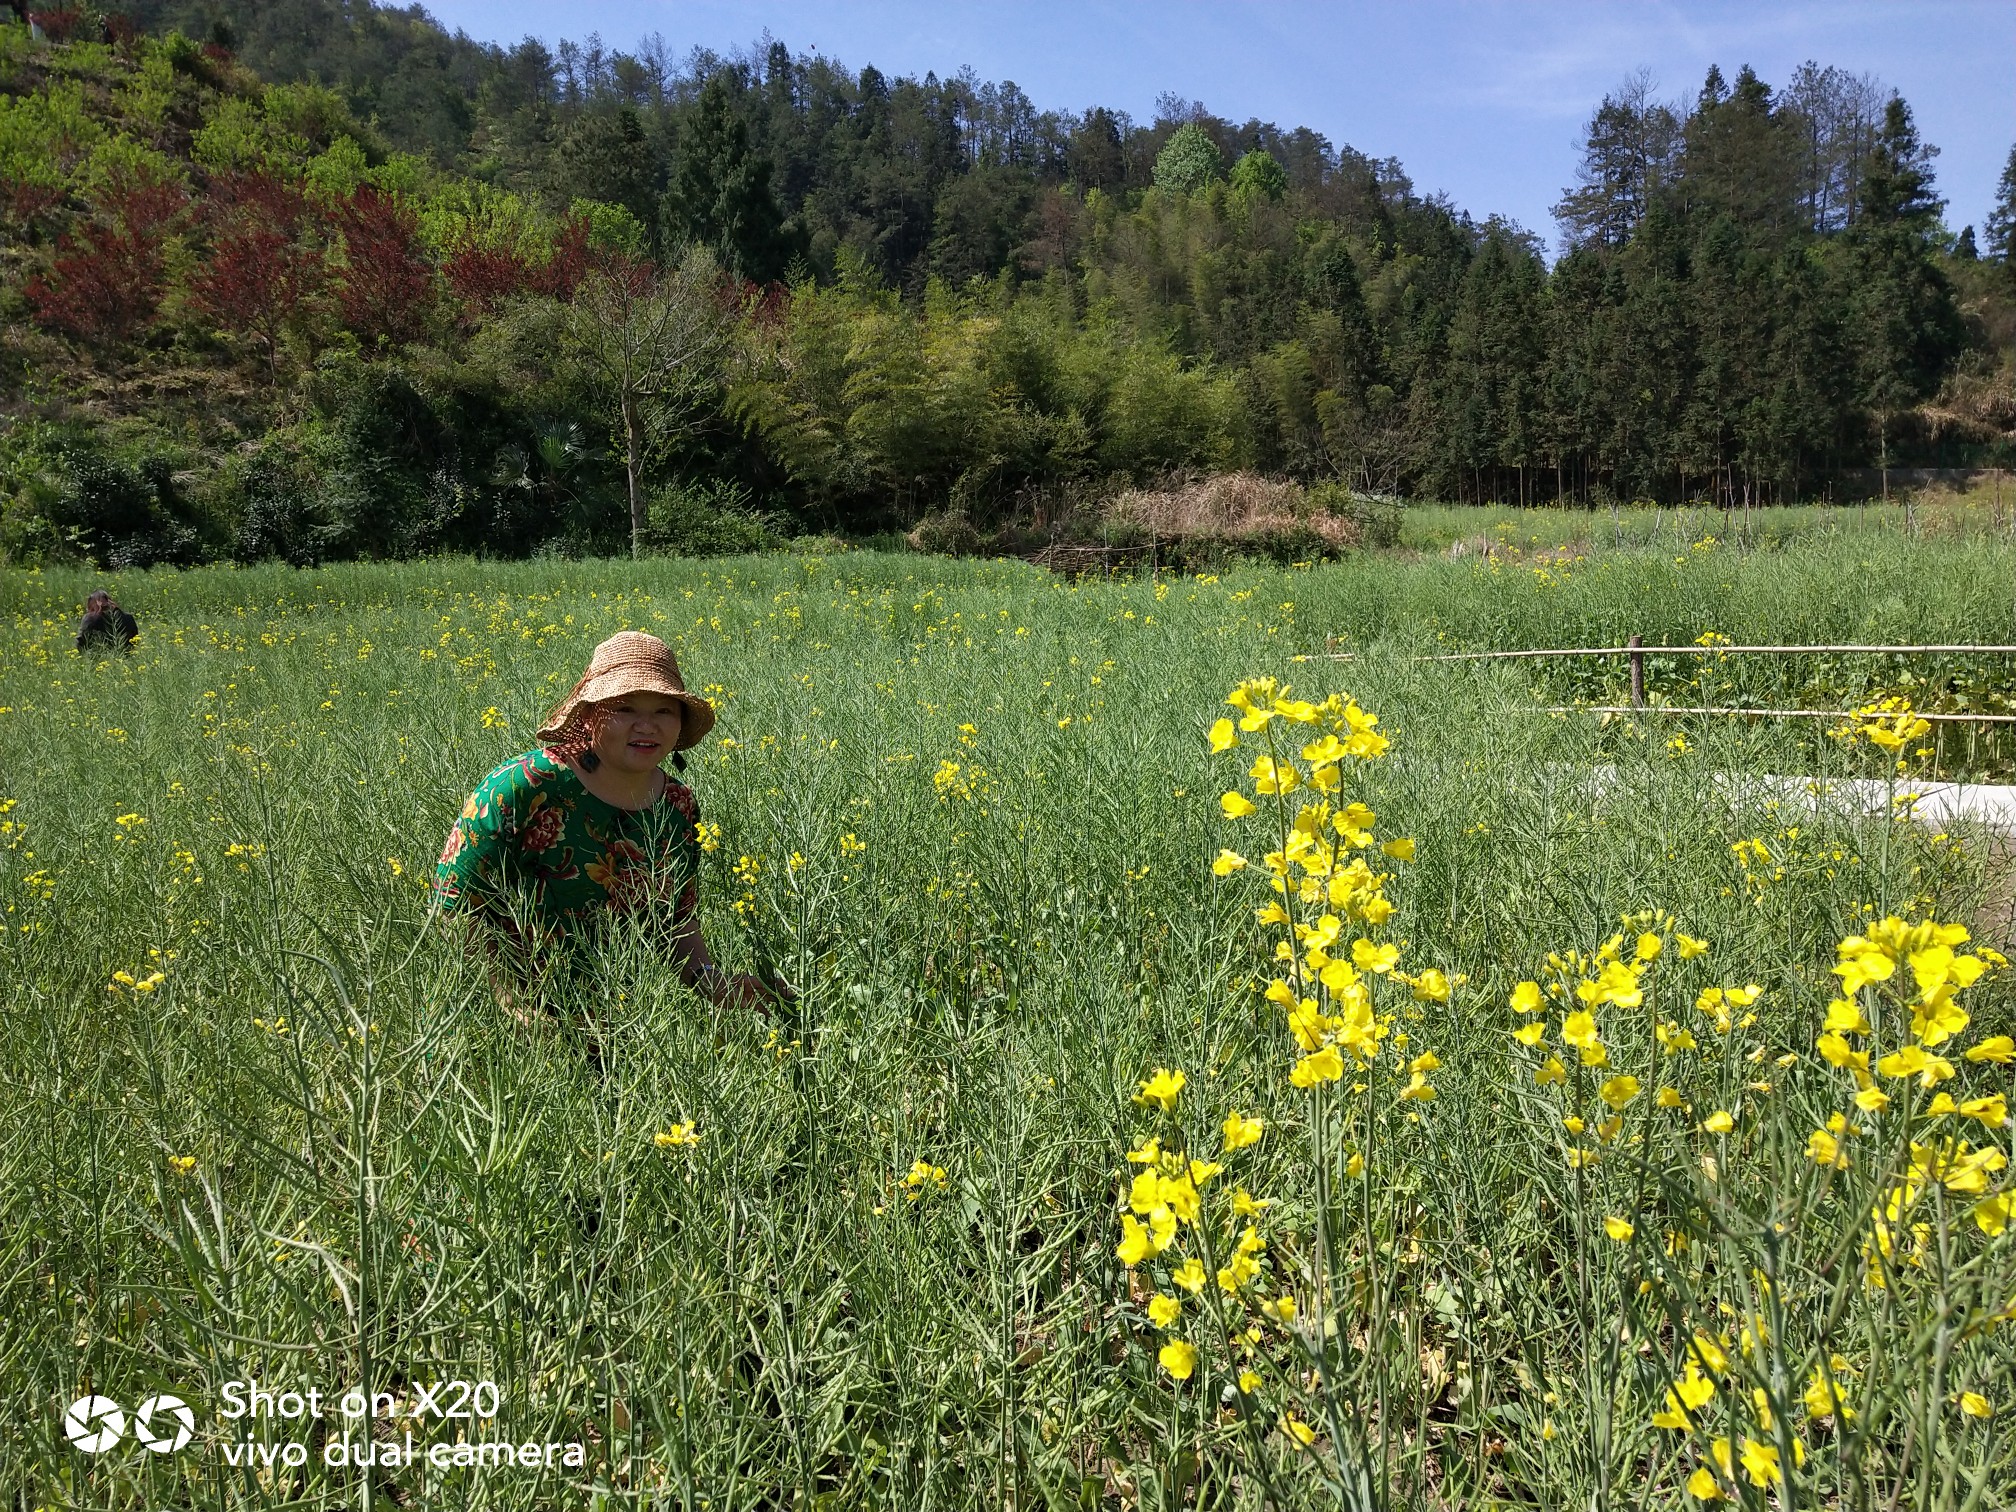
1985 142 2016 264
554 107 660 242
1553 72 1679 249
663 75 795 282
1679 65 1803 244
1067 107 1126 192
1848 96 1962 496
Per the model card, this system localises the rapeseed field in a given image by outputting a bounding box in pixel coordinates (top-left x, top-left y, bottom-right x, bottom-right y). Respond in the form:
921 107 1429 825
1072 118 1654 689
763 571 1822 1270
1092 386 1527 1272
3 536 2012 1509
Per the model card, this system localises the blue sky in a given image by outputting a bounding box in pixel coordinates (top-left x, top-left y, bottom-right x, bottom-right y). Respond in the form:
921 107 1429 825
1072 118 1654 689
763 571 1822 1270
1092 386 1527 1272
420 1 2014 249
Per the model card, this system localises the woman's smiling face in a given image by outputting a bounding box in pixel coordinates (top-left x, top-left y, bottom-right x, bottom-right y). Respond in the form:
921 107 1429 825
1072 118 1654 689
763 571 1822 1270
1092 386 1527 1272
589 694 684 773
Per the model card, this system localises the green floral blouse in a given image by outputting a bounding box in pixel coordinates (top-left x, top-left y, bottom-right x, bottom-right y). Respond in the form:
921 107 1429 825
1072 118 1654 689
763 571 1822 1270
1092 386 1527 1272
432 748 702 941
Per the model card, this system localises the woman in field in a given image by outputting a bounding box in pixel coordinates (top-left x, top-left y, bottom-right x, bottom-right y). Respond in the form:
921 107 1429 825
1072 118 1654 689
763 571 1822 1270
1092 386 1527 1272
431 630 774 1037
75 590 138 652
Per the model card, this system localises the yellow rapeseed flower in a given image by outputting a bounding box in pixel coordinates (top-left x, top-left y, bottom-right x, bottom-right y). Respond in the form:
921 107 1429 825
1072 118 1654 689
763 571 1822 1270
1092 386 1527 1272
1652 1364 1716 1428
1217 1252 1261 1292
1599 1075 1640 1110
1739 1439 1783 1487
1604 1216 1635 1242
1290 1046 1345 1087
1804 1369 1851 1421
1136 1068 1187 1111
1561 1010 1600 1049
1397 1072 1436 1102
1171 1258 1207 1294
1975 1193 2013 1236
1208 718 1238 753
1963 1095 2007 1127
1702 1110 1736 1135
1221 791 1257 819
1965 1035 2014 1064
1877 1044 1955 1086
1249 755 1299 795
1116 1212 1176 1265
1148 1294 1182 1328
1158 1339 1198 1381
1510 980 1544 1014
1222 1111 1265 1152
1354 938 1400 974
1959 1391 1994 1419
167 1155 196 1177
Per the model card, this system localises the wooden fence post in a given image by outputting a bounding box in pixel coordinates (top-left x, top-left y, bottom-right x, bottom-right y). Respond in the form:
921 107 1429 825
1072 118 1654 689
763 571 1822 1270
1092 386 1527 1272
1629 634 1645 709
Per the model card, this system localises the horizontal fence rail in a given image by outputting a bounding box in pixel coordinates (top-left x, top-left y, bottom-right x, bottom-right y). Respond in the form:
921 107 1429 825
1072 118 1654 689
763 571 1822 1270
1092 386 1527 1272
1314 642 2016 663
1306 637 2016 729
1552 705 2016 726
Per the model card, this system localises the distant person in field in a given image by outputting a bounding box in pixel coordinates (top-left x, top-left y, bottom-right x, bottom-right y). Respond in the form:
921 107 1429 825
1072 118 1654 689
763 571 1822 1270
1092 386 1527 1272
75 590 138 653
431 631 779 1038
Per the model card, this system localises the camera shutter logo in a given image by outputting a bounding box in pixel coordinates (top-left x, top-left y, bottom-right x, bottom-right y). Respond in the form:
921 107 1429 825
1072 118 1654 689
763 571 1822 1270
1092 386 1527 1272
63 1396 126 1453
134 1393 195 1453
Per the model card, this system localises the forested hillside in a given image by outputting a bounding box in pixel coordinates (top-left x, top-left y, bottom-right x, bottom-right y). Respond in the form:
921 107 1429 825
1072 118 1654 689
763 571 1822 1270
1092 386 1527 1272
3 2 2013 566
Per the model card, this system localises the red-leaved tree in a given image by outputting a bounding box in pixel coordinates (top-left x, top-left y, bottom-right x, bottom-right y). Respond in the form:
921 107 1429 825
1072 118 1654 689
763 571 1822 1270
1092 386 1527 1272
332 184 435 350
187 172 328 383
25 174 187 346
26 9 84 42
443 213 604 325
538 215 598 302
443 238 538 319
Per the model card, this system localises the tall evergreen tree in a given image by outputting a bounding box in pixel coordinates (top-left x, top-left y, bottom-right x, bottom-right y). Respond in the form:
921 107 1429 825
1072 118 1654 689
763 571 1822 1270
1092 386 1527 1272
1553 71 1679 249
1679 65 1803 245
1848 96 1963 493
1066 107 1127 192
554 106 659 239
663 74 796 281
1985 143 2016 265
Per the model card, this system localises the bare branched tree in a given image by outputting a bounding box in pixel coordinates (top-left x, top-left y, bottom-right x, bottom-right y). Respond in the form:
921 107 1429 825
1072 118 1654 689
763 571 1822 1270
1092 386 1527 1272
566 246 732 558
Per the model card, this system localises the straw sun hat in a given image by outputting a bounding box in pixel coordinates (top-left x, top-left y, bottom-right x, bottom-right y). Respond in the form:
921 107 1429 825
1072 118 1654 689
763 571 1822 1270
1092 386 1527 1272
535 631 717 751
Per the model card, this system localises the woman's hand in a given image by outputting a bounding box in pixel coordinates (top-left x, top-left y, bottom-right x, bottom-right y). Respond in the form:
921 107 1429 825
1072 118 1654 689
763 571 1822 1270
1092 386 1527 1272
696 966 780 1013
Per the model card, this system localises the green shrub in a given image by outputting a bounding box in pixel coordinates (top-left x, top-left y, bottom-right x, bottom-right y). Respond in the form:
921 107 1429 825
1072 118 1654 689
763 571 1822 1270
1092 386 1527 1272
214 443 334 566
643 478 784 556
42 444 207 568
